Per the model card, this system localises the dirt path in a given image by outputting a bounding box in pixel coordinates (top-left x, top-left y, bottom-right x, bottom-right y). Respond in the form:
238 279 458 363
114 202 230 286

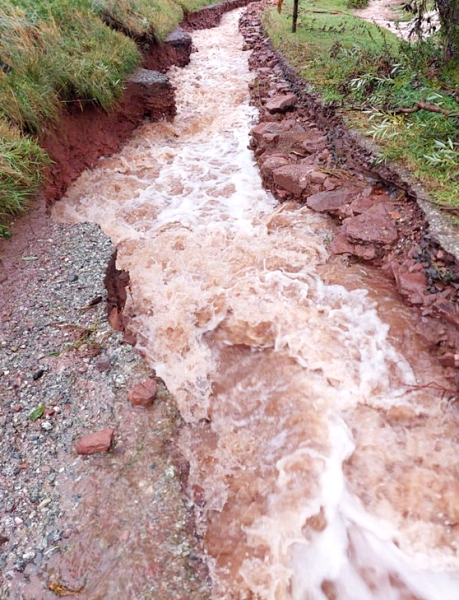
354 0 440 39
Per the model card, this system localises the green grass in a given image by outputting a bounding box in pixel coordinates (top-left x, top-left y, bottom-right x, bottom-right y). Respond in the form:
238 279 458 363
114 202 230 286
0 0 220 228
263 0 459 207
0 120 49 220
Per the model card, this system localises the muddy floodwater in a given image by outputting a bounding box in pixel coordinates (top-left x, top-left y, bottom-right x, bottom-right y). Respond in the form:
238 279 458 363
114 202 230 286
55 9 459 599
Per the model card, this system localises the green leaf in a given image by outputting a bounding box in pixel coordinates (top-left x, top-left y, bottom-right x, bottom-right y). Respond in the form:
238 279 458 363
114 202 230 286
29 405 45 421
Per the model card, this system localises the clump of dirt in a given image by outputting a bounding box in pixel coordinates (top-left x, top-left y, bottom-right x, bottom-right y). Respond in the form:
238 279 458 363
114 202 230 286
240 3 459 385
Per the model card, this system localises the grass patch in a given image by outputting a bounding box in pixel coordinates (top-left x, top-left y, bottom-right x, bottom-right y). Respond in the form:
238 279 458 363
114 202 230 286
0 119 49 221
263 0 459 207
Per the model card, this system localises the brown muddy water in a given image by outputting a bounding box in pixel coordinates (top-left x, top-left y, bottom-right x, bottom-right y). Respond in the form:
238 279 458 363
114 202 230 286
55 9 459 599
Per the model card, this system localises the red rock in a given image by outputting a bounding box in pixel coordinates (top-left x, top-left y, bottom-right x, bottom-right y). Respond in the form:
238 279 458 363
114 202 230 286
416 318 447 347
260 155 290 180
349 194 376 215
392 264 426 305
300 136 327 155
309 171 327 185
330 234 376 260
251 122 284 146
128 378 157 408
272 164 314 197
307 189 357 217
76 429 114 456
346 203 398 245
432 299 459 327
265 93 297 114
323 177 340 191
330 234 355 255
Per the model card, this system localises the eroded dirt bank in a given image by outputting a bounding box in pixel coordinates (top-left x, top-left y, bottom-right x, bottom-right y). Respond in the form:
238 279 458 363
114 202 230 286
55 7 459 599
40 0 259 205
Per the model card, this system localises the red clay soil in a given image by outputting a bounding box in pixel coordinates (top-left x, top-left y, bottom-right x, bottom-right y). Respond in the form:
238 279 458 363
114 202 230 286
240 4 459 386
39 71 176 204
183 0 260 29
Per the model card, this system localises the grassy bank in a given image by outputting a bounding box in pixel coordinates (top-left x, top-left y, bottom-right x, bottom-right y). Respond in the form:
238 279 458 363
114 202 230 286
263 0 459 208
0 0 216 233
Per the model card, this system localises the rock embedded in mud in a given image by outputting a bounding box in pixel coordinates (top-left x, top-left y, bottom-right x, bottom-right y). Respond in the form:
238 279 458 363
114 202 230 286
265 93 297 114
391 264 427 305
306 189 358 218
345 203 398 245
260 154 290 181
251 122 285 146
330 234 377 261
272 164 317 198
128 378 157 408
76 428 114 456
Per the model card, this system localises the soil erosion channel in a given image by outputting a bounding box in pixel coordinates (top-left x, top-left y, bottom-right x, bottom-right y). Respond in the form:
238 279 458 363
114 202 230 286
55 9 459 599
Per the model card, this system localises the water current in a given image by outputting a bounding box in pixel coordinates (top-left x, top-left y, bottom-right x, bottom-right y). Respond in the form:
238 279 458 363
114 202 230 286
55 9 459 599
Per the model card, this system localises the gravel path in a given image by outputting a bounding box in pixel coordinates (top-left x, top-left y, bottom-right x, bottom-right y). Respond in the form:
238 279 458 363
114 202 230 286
0 202 209 599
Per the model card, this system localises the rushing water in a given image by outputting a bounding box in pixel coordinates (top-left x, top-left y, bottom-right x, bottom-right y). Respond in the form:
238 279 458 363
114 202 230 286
55 9 459 599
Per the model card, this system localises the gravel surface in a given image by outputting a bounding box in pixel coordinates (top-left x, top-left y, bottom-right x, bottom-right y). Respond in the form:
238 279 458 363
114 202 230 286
0 206 209 599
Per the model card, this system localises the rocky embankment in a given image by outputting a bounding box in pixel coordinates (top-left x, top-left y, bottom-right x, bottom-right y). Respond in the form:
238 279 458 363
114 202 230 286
240 4 459 383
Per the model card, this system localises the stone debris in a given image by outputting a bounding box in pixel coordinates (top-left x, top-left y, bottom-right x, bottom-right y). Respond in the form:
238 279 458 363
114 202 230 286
128 378 158 408
76 428 115 455
265 93 297 113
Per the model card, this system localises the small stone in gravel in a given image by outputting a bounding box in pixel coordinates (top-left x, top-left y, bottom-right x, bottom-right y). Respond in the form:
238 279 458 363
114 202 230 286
32 369 45 381
128 379 157 408
95 356 111 372
76 428 115 455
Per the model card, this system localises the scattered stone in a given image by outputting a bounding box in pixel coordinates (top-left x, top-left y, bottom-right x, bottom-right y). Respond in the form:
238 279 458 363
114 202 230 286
265 93 297 114
260 154 290 180
128 379 157 408
76 428 114 455
95 356 111 372
32 369 45 381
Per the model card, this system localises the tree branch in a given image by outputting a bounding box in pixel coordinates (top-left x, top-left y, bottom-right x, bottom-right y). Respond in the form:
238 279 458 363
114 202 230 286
393 100 455 117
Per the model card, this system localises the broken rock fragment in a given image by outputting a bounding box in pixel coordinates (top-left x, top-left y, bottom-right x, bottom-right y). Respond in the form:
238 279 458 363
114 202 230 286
345 203 398 245
128 378 157 408
307 189 358 217
265 93 297 114
76 428 114 456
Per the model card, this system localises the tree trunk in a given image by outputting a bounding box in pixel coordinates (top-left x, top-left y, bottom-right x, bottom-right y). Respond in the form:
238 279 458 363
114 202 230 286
435 0 459 62
292 0 299 33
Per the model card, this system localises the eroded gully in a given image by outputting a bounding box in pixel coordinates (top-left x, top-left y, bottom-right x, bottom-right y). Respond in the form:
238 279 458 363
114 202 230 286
54 9 459 599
